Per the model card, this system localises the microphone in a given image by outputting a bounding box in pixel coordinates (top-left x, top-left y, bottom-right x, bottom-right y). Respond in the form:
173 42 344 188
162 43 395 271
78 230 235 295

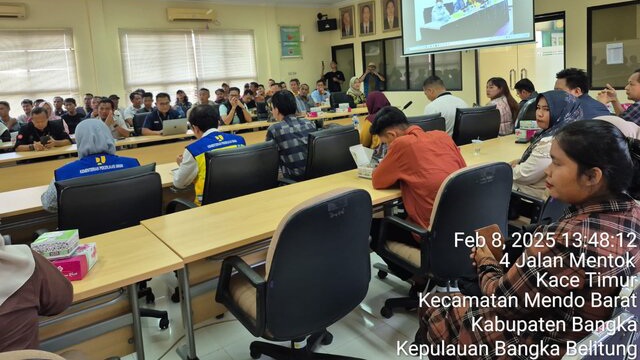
402 101 413 111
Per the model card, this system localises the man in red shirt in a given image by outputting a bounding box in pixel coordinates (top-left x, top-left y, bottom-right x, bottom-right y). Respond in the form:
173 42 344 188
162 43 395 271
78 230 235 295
370 106 466 280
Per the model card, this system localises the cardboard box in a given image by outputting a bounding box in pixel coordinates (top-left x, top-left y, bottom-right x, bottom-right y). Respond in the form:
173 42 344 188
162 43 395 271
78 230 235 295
52 243 98 281
31 230 79 260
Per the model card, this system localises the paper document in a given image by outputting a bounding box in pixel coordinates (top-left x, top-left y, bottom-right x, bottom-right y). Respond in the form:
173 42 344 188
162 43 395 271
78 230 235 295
606 43 624 65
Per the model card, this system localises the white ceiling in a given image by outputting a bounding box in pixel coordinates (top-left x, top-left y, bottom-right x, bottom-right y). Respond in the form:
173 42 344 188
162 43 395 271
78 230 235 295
169 0 346 7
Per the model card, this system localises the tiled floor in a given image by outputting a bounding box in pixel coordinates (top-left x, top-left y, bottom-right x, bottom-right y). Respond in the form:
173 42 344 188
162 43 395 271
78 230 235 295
121 254 419 360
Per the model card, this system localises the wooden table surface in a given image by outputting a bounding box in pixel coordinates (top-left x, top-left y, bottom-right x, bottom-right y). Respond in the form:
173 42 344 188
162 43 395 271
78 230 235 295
71 225 183 302
141 170 401 263
305 107 368 121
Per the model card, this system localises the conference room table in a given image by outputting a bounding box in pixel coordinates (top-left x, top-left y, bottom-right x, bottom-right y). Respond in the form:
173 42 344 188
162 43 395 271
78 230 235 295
139 134 526 359
39 225 183 360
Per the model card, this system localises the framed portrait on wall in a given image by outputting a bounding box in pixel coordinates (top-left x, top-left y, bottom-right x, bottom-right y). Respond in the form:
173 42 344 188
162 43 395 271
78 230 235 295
381 0 401 32
358 1 375 36
340 6 356 39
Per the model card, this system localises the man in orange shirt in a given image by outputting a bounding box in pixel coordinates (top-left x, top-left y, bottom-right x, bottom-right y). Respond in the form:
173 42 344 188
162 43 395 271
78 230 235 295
372 106 466 234
370 106 466 279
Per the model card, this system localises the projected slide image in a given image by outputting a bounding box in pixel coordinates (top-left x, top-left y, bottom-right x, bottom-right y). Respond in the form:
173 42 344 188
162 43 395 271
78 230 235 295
402 0 534 55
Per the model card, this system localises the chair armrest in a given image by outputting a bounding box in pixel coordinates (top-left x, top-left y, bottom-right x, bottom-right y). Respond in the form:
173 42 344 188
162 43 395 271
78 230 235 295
165 199 197 214
384 215 429 237
216 256 266 337
278 177 297 186
511 190 544 206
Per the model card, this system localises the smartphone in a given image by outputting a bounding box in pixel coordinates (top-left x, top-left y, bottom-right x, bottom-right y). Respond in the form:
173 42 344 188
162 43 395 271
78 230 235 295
474 224 504 260
40 135 51 145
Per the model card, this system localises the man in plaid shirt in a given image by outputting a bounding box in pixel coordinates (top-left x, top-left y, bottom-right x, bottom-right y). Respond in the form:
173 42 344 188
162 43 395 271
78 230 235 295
598 68 640 124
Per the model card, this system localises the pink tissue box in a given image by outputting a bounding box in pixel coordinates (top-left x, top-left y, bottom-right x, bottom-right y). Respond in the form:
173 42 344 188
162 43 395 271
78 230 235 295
516 128 538 142
52 243 98 281
308 111 318 117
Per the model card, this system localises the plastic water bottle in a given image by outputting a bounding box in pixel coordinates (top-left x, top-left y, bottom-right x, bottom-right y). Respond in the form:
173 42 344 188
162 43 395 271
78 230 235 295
352 114 360 131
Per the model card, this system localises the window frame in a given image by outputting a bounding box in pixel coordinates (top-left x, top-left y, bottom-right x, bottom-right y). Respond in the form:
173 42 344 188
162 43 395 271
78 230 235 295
361 36 463 91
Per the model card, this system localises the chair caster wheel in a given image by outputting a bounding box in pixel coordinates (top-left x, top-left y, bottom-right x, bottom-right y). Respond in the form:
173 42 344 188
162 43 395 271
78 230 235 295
159 318 169 330
321 332 333 345
377 270 388 279
250 350 261 359
145 292 155 304
171 287 180 303
215 313 224 319
381 306 393 319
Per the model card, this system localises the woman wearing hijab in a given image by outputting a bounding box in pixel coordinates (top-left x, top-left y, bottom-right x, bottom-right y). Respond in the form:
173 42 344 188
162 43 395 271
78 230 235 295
346 77 366 107
0 239 73 352
41 119 140 212
510 90 583 199
360 91 391 149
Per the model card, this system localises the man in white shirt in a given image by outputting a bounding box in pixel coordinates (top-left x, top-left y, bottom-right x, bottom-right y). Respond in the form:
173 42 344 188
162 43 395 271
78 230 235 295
123 92 143 127
422 75 468 135
94 98 131 139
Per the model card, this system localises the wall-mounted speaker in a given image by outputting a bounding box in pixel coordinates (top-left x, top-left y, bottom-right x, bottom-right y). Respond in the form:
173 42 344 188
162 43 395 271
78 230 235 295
317 19 337 32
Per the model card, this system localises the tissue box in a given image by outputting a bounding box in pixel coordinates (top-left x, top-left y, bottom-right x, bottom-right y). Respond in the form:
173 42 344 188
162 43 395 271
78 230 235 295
31 230 79 260
519 120 539 130
52 242 98 281
357 165 375 179
516 128 538 142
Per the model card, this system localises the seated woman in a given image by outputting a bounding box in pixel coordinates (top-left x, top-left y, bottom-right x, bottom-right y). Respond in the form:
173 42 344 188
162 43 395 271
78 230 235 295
41 119 140 212
419 120 640 359
38 101 70 134
511 90 583 199
360 91 390 150
486 77 519 135
0 238 73 351
346 77 366 107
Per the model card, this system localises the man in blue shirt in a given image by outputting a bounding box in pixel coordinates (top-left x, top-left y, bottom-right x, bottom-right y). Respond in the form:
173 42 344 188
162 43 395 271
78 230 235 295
554 68 610 120
141 92 182 136
310 79 331 106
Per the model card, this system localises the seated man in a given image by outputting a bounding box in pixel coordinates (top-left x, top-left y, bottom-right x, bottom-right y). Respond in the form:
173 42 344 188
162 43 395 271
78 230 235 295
295 83 315 115
40 119 140 212
370 106 466 279
242 89 257 110
0 101 17 133
555 68 610 119
61 98 84 134
15 99 33 130
14 107 72 152
173 105 246 206
139 92 154 113
266 91 317 180
95 98 131 139
431 0 451 23
220 87 253 126
514 78 538 109
214 88 225 105
186 88 217 119
141 93 182 136
52 96 65 117
598 68 640 124
423 75 468 135
123 92 143 127
310 79 330 106
84 96 101 119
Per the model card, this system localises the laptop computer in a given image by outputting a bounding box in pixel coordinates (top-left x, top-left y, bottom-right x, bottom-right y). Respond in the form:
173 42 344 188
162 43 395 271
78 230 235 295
162 118 188 136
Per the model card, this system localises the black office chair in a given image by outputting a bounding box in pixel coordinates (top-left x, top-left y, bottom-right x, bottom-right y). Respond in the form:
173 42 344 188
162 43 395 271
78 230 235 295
516 99 537 125
303 126 359 180
407 113 446 132
329 92 355 109
133 112 150 136
452 105 501 145
166 141 280 212
509 192 569 234
256 102 269 121
54 163 169 329
216 188 372 360
371 162 512 318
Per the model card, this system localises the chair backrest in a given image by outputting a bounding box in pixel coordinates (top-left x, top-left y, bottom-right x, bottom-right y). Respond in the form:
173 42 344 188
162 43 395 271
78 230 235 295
452 105 500 145
133 112 150 136
55 163 161 238
202 141 280 205
329 92 355 109
533 196 569 225
305 126 359 180
518 99 537 122
407 113 446 132
256 102 269 120
424 162 512 283
264 188 372 339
